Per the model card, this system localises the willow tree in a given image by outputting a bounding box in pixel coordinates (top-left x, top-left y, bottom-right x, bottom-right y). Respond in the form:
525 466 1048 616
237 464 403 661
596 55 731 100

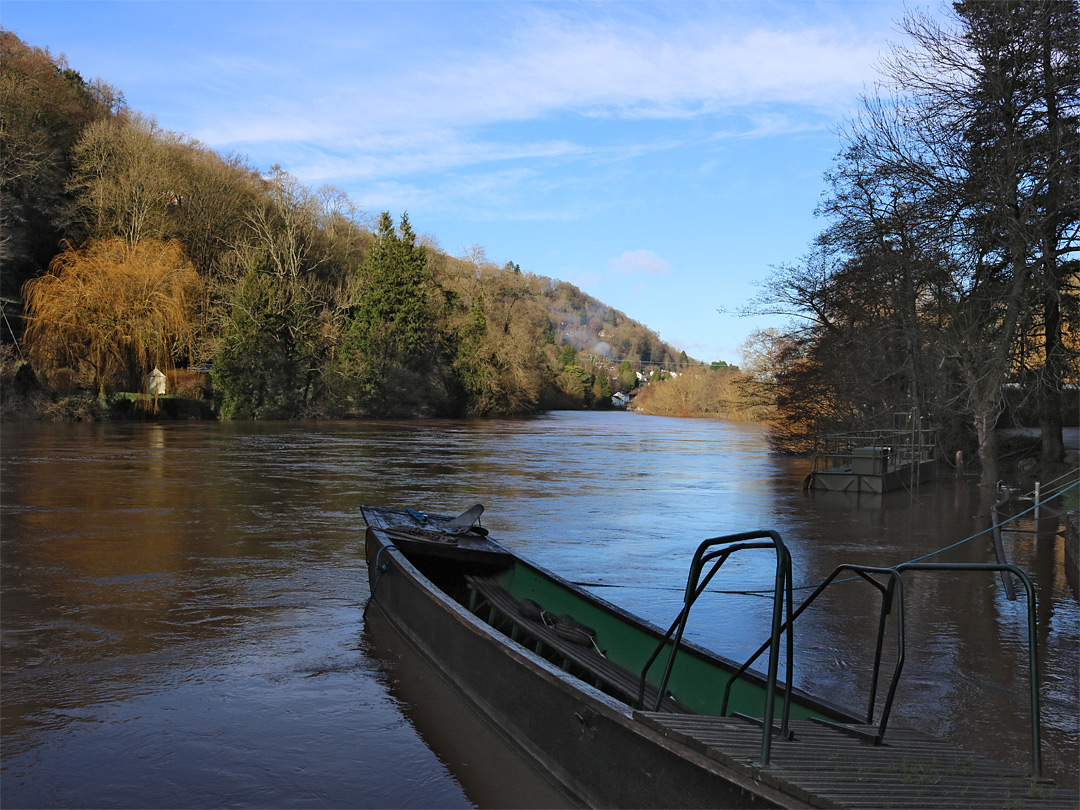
23 238 201 395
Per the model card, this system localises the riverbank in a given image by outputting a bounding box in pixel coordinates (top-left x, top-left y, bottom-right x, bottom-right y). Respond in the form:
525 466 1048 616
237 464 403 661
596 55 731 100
999 426 1080 452
0 355 217 422
0 390 215 422
997 427 1080 505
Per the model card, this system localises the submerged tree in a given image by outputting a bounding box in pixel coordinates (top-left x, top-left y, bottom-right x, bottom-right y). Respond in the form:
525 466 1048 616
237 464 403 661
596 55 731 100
953 0 1080 468
875 1 1079 483
22 237 201 395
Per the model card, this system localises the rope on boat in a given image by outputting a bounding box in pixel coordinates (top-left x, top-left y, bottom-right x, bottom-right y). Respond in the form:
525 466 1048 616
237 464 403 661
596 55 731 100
518 597 606 657
362 544 398 619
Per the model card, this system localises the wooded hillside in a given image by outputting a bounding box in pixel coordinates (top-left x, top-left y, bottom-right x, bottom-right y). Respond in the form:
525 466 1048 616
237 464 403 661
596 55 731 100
0 31 687 419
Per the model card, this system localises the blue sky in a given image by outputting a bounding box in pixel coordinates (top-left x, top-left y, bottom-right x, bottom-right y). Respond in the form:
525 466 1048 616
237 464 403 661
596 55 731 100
2 0 920 364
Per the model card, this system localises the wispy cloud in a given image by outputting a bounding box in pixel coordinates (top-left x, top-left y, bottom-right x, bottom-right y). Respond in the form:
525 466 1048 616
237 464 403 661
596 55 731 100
192 4 885 187
608 250 672 276
347 168 589 223
0 0 915 363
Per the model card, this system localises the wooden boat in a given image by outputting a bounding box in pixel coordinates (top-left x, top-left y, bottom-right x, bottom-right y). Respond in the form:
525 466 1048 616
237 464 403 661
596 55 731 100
362 504 1078 809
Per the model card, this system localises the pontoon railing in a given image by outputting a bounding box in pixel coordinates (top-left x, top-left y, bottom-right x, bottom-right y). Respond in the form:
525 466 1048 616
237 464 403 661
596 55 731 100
637 530 793 767
725 561 1043 777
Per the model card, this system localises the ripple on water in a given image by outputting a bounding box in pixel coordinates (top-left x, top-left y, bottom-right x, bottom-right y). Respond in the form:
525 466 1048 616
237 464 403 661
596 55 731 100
1 413 1077 805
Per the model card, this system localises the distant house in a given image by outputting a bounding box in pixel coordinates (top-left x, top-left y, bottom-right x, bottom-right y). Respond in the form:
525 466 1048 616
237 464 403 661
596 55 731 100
612 392 631 408
146 367 167 396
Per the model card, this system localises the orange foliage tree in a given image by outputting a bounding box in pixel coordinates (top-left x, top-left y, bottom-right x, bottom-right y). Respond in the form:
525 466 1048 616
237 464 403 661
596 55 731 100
23 238 202 395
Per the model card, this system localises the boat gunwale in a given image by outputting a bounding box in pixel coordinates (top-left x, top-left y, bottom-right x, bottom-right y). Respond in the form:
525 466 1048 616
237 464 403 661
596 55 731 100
362 505 858 725
365 526 633 716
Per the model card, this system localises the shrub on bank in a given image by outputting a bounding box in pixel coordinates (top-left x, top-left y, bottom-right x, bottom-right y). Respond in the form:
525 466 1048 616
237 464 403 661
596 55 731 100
631 367 766 421
41 393 109 422
0 346 216 421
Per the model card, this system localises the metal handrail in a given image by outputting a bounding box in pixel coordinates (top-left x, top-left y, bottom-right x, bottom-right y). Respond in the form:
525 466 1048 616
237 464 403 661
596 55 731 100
724 561 1043 777
719 564 905 746
638 530 793 767
896 563 1041 777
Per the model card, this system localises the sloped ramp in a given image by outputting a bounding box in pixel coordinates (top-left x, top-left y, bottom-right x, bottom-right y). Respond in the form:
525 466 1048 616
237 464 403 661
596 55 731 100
635 712 1078 810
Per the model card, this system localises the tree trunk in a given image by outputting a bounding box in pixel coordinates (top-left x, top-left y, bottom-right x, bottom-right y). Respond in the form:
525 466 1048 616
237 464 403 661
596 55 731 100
1035 17 1069 471
1038 291 1065 467
974 397 1001 489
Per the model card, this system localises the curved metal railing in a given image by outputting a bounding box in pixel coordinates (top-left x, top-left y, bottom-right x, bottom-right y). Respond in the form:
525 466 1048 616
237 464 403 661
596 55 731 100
637 530 794 766
724 560 1043 776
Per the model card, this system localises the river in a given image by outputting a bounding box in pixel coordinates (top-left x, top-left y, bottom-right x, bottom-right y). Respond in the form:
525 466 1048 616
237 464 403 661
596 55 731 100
1 412 1076 808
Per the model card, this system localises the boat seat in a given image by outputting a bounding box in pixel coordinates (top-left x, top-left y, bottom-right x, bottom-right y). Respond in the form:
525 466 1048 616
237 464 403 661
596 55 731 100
465 575 689 714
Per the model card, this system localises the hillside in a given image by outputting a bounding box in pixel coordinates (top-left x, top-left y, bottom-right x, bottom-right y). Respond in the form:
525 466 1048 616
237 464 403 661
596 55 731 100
0 31 687 420
541 279 680 369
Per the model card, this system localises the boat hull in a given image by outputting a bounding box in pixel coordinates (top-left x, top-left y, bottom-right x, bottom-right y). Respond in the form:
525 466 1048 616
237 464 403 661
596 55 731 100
364 528 806 809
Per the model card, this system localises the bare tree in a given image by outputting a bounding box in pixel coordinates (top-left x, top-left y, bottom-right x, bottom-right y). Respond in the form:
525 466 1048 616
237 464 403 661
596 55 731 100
877 1 1078 483
749 1 1078 484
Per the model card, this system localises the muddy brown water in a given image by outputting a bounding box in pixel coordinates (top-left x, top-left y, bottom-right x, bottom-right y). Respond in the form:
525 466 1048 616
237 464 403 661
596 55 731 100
2 412 1076 808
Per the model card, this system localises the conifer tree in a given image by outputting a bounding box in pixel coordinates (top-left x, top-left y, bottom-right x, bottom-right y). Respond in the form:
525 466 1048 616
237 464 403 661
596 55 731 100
340 212 437 414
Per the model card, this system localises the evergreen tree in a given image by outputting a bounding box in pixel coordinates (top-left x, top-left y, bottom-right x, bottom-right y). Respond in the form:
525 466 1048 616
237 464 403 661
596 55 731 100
212 271 322 419
340 212 438 414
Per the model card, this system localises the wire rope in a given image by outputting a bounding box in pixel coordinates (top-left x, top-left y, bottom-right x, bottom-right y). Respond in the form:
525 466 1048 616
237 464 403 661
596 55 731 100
575 479 1080 597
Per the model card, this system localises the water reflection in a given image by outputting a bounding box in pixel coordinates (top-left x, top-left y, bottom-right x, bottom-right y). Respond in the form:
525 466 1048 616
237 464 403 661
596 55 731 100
1 413 1076 808
364 609 577 809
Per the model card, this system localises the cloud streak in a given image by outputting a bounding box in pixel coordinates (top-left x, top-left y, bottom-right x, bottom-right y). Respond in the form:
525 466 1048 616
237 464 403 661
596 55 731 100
608 250 672 276
0 0 913 364
190 4 885 189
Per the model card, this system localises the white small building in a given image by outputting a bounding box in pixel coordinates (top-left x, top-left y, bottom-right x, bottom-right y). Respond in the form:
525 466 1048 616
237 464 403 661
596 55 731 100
146 367 167 396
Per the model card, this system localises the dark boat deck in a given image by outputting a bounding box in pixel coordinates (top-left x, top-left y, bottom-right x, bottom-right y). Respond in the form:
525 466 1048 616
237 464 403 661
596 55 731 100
377 525 515 566
636 712 1079 809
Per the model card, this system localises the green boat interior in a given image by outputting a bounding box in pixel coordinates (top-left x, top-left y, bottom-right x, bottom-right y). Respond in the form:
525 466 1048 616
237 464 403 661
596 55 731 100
464 571 692 715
